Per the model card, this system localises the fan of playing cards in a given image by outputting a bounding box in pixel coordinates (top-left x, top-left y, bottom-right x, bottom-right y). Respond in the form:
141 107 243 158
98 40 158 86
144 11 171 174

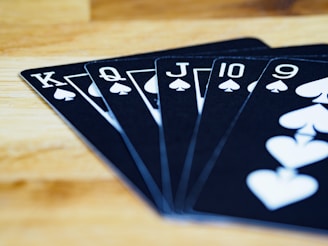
20 38 328 233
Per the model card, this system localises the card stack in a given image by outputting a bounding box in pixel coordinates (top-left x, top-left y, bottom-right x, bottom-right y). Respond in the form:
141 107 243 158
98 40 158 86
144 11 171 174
20 37 328 233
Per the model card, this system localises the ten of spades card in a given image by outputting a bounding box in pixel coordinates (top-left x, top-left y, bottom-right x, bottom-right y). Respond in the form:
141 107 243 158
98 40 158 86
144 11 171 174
177 57 271 210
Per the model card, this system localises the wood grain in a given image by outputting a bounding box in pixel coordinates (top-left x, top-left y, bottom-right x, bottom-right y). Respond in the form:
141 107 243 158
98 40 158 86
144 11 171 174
1 1 328 245
1 15 328 57
0 0 89 25
91 0 328 20
0 180 327 245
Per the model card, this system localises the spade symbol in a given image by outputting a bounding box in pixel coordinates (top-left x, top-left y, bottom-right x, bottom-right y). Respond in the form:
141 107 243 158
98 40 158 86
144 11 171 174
218 79 240 92
247 81 258 93
295 77 328 104
266 80 288 93
246 167 318 211
279 104 328 136
53 88 76 101
266 135 328 169
88 82 102 97
169 78 191 92
144 75 158 94
109 83 132 95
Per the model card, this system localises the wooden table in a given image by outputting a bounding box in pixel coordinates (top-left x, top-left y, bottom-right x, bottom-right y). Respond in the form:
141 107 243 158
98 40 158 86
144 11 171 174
1 1 328 245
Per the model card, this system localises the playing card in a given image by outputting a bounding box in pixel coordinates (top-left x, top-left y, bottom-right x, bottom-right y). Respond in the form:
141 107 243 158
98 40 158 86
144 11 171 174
19 37 268 213
20 64 164 211
84 38 269 209
177 57 270 210
155 57 215 205
177 45 328 211
86 59 173 204
192 58 328 232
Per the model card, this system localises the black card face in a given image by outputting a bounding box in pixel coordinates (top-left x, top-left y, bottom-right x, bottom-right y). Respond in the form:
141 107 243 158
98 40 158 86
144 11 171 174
178 49 328 211
84 38 268 209
155 57 215 204
19 64 162 211
18 38 268 214
192 58 328 232
178 57 270 209
85 38 268 127
86 59 175 207
126 68 159 110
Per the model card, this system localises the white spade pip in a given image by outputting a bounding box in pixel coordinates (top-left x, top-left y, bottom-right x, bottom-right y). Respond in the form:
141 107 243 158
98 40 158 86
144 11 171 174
53 88 76 101
109 83 132 95
144 75 158 94
266 80 288 93
247 167 318 210
218 79 240 93
169 78 191 92
296 77 328 104
266 135 328 169
88 82 102 97
279 104 328 136
247 81 258 93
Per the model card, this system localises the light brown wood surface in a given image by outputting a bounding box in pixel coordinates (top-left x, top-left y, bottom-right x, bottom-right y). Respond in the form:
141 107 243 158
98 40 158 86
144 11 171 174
92 0 328 19
0 0 89 25
1 1 328 245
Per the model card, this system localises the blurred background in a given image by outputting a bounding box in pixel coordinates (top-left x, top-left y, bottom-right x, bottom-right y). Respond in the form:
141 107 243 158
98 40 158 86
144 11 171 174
1 0 328 25
91 0 328 19
1 1 328 245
